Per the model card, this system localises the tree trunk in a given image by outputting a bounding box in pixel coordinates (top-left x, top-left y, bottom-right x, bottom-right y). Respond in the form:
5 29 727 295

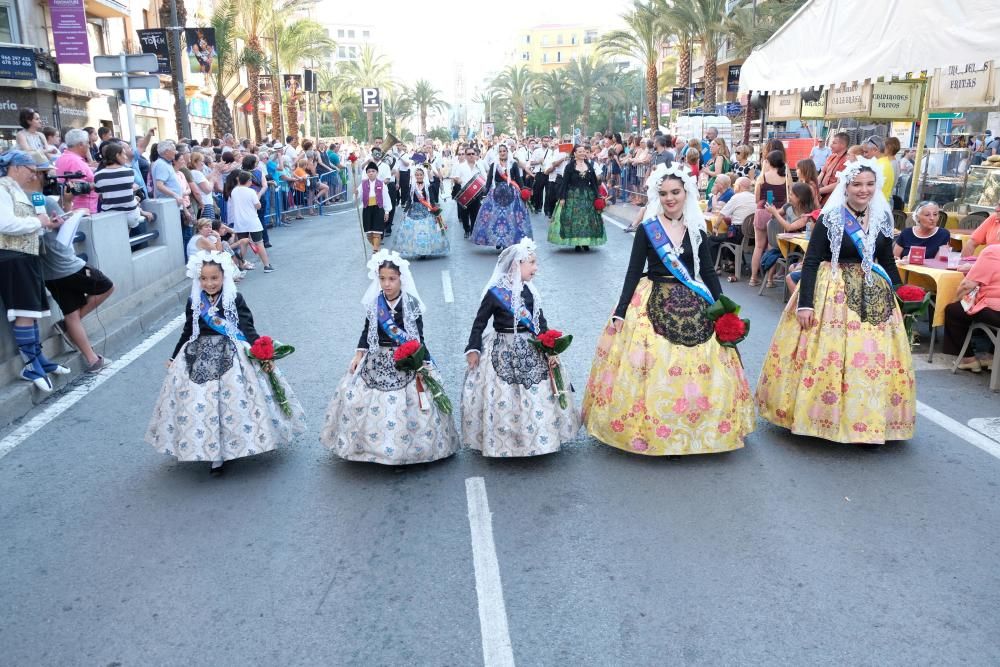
645 63 658 131
677 41 691 89
212 93 234 137
287 95 299 140
159 0 188 139
366 111 374 142
333 110 343 136
247 66 263 142
703 40 718 111
420 107 427 136
271 74 284 141
582 97 590 135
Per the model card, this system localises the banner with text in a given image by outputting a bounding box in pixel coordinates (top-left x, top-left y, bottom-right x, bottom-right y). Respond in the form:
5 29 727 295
49 0 90 64
929 61 997 110
767 92 801 120
137 29 170 74
825 82 873 117
800 91 827 119
870 81 922 119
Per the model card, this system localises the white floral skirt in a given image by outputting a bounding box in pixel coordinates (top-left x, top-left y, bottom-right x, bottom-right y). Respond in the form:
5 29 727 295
461 333 580 457
321 347 459 464
145 337 306 463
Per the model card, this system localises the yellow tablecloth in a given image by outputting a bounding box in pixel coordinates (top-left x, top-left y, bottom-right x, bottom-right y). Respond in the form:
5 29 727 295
776 233 809 259
950 231 972 253
896 262 965 327
704 213 728 235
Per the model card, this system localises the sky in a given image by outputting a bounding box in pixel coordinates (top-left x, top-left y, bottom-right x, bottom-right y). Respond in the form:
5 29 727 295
314 0 633 104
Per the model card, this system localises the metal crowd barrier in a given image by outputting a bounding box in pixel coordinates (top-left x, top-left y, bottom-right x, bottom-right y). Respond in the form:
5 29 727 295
208 168 354 229
618 162 651 204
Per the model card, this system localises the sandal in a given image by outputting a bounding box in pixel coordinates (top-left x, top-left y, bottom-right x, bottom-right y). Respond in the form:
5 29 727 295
748 279 761 287
765 281 775 288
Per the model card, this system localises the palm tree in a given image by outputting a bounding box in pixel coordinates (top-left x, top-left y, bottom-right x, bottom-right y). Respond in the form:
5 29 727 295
273 19 334 139
665 0 729 110
723 0 807 58
341 46 393 142
158 0 188 138
231 0 282 141
317 69 354 135
564 55 615 135
404 80 448 136
599 0 664 133
489 65 535 137
382 92 414 136
534 70 569 137
208 1 239 137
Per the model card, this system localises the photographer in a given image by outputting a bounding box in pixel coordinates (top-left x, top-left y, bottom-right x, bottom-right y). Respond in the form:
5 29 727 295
55 129 98 214
0 151 70 392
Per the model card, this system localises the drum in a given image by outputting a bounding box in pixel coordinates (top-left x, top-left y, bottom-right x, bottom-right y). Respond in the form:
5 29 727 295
457 174 487 207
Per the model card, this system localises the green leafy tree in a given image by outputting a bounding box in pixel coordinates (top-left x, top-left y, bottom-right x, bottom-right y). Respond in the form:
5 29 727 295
534 70 570 137
208 1 239 137
665 0 729 110
273 18 334 139
341 46 394 142
564 55 616 135
404 80 449 136
599 0 664 133
489 65 535 137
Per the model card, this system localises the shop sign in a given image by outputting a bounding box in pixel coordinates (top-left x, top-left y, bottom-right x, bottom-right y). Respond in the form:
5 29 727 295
55 94 89 128
800 91 827 119
825 82 872 116
889 121 914 148
137 29 171 74
871 82 922 119
767 92 800 120
726 65 741 93
671 87 688 110
0 89 42 127
929 61 997 110
0 47 36 81
48 0 90 64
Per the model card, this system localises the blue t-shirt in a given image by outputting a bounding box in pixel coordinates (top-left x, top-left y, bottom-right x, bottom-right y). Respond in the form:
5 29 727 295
266 160 280 182
327 150 341 167
895 226 952 259
710 188 734 211
151 157 181 198
701 139 712 166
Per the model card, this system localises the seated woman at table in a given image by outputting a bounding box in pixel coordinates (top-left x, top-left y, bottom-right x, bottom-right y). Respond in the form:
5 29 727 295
894 200 951 259
756 157 914 446
765 182 817 290
944 244 1000 372
966 202 1000 256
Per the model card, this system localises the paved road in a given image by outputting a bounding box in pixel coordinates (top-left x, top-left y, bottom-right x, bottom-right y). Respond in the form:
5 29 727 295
1 201 999 666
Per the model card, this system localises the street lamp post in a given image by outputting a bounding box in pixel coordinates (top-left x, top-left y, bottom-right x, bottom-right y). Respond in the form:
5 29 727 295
167 0 191 138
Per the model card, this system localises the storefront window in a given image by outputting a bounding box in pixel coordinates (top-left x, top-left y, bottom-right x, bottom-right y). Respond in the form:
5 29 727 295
0 4 19 43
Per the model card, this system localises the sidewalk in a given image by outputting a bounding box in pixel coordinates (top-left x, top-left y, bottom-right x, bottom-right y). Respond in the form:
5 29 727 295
604 201 644 228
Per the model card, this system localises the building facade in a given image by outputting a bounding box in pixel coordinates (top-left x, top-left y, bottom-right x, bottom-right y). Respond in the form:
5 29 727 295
512 24 601 73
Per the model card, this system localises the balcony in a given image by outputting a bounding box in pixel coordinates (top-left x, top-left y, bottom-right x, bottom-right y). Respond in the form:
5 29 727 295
85 0 128 19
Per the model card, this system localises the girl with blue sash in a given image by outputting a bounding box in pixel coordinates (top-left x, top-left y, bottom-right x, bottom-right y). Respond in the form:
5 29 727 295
322 250 458 464
756 158 915 445
146 251 306 475
461 239 580 457
392 166 450 259
471 144 532 250
582 164 754 456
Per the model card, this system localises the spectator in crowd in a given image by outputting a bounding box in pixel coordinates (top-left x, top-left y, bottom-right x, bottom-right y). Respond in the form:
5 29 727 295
707 176 756 267
94 143 156 229
229 170 274 273
945 244 1000 372
966 202 1000 256
704 137 731 195
96 126 112 153
283 136 299 165
731 144 758 181
701 126 718 166
651 135 673 168
818 132 851 205
986 130 999 157
83 126 100 163
894 200 951 260
16 108 46 153
809 136 831 170
708 174 734 212
884 136 902 189
242 154 271 247
55 129 99 214
42 127 61 158
187 151 216 218
862 135 895 200
795 158 821 207
685 147 700 179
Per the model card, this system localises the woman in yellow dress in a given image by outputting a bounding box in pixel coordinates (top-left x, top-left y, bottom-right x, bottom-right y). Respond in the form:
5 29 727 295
582 163 754 455
755 157 915 445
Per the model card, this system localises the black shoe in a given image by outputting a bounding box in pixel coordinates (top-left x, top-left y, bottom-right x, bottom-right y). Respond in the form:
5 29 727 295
583 246 591 252
210 463 224 476
264 242 272 248
574 246 582 252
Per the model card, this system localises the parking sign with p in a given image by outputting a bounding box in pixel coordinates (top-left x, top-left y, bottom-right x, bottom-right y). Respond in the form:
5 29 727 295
361 87 380 111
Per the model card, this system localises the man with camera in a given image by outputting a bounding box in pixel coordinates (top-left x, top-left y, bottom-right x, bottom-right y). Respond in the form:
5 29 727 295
54 129 98 214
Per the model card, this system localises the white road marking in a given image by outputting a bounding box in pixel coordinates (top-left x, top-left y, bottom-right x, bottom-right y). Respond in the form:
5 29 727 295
968 418 1000 446
441 270 455 303
0 314 184 461
917 402 1000 461
601 214 628 230
465 477 516 667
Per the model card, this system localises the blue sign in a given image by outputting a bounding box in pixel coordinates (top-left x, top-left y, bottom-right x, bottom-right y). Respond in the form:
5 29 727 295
0 47 37 80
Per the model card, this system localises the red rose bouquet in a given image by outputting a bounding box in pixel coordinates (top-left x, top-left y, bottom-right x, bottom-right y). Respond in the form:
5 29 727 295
248 336 296 416
594 197 607 211
393 339 452 414
520 187 533 201
895 284 930 346
706 295 750 360
529 328 574 409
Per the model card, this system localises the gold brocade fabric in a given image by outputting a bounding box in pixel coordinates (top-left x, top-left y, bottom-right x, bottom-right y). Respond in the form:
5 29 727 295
582 278 754 455
756 263 916 444
0 179 39 255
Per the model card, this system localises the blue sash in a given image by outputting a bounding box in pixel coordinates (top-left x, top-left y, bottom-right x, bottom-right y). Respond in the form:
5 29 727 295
376 293 416 344
641 218 715 305
198 293 247 342
842 208 892 286
488 286 538 334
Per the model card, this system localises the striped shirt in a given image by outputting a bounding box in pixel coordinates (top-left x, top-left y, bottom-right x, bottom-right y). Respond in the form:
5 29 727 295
94 165 138 212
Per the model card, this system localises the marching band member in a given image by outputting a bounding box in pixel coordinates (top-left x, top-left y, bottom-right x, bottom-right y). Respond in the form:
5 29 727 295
450 147 485 238
543 141 570 218
530 136 552 214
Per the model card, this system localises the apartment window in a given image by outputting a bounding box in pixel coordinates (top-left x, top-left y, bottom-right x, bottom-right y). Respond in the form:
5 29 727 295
556 51 561 63
542 53 548 64
87 20 106 56
141 8 149 29
557 34 563 45
524 35 530 44
362 30 370 38
541 35 547 46
349 46 357 58
348 29 355 38
338 46 346 58
584 30 597 44
0 3 19 43
521 52 529 61
571 34 577 45
337 29 345 38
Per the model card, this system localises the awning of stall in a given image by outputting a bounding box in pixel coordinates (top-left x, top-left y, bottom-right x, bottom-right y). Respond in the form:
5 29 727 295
738 0 1000 94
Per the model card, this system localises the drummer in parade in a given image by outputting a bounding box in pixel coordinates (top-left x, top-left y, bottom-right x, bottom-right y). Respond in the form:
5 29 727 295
451 146 486 239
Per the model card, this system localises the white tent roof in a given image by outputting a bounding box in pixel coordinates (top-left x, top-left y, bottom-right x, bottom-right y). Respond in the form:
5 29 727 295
738 0 1000 93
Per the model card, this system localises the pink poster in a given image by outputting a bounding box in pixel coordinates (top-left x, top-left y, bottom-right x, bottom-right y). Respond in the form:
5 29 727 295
49 0 90 65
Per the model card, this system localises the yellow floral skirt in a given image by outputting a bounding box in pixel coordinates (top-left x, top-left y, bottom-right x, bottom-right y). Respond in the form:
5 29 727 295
756 263 916 444
582 278 754 455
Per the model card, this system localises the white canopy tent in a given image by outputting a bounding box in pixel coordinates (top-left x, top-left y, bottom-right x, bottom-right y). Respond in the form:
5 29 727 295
738 0 1000 94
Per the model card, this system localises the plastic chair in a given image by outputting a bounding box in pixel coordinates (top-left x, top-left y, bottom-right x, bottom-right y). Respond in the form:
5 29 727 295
759 216 788 295
892 210 908 231
951 323 1000 391
958 212 988 230
715 213 755 279
937 210 949 227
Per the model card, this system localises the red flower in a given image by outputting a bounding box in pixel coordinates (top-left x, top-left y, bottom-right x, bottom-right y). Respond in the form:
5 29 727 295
520 187 532 201
714 313 747 343
393 339 421 362
896 285 927 302
537 329 563 349
808 209 822 221
250 336 275 360
594 198 607 211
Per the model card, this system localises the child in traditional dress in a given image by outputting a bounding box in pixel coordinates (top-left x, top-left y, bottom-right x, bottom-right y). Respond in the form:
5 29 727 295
321 250 459 464
145 251 306 475
462 238 580 456
355 161 391 253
